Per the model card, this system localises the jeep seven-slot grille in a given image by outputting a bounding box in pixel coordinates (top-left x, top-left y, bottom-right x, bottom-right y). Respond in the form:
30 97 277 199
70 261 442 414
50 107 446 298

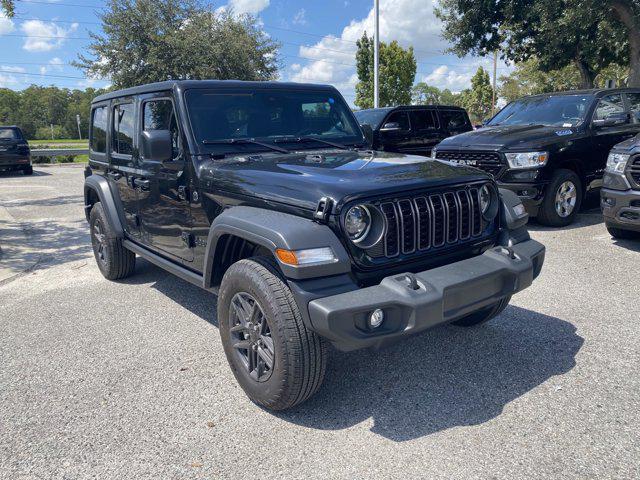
629 155 640 189
379 188 483 258
435 150 505 177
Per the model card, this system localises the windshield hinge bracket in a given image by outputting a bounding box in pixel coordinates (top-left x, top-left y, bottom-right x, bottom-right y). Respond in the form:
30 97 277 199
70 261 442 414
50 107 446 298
314 197 333 224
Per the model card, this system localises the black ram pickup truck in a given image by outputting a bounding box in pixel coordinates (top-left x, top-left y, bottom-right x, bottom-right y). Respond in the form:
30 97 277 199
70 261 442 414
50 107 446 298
601 134 640 239
0 126 32 175
84 80 545 410
432 89 640 227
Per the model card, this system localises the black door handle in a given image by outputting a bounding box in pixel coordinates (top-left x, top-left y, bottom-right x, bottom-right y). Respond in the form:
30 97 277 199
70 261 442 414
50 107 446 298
132 178 150 190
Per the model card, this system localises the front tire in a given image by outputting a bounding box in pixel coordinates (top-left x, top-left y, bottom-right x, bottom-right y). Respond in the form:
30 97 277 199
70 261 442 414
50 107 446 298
536 169 583 227
452 296 511 327
607 225 640 240
218 257 327 411
89 202 136 280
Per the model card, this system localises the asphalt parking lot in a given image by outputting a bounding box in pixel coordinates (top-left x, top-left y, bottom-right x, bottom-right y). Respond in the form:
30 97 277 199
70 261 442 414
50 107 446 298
1 165 639 479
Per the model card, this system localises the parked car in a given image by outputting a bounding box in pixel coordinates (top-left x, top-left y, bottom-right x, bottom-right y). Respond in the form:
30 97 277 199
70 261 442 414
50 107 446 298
432 88 640 226
84 80 545 410
0 126 32 175
601 134 640 239
354 105 473 157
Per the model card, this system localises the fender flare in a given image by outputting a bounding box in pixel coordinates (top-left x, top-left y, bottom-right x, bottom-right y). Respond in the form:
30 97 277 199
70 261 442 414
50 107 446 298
499 188 529 231
84 174 124 237
203 206 351 287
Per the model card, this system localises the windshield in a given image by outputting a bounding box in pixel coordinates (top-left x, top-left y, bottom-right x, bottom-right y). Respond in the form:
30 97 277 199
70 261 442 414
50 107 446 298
185 89 363 154
0 128 20 140
353 109 391 129
488 95 594 127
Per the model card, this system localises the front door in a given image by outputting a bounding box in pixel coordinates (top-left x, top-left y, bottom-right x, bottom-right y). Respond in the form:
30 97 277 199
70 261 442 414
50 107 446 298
135 95 193 262
590 93 639 182
379 111 412 154
409 109 442 157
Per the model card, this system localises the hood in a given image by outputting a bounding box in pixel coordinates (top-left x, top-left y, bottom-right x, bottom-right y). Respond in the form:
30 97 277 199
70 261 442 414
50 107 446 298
437 124 584 151
611 133 640 153
199 149 491 212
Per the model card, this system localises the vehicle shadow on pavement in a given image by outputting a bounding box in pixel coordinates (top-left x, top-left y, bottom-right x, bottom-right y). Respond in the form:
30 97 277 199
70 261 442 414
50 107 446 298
277 306 584 442
612 238 640 252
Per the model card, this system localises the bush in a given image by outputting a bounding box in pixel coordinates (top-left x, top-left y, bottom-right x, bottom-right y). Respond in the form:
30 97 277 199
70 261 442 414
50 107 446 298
34 125 67 140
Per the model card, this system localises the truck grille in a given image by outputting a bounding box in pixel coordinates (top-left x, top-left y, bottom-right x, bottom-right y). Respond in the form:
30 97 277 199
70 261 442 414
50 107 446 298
378 187 484 258
628 155 640 189
435 150 505 177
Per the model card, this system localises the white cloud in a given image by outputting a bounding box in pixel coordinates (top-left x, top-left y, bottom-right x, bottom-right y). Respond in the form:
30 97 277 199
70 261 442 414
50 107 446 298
290 0 446 102
423 65 474 92
293 9 307 26
218 0 270 16
21 20 79 52
0 13 15 35
0 66 26 88
39 57 65 75
1 65 26 73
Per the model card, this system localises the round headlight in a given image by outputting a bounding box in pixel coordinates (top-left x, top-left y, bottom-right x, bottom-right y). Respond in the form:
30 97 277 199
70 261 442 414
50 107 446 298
479 185 491 214
345 205 371 242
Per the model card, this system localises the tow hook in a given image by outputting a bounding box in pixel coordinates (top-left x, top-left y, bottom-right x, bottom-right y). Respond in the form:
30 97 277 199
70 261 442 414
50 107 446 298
405 273 420 291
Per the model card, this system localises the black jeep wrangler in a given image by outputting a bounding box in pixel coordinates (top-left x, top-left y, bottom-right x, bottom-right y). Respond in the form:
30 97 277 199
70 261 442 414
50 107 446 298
0 126 32 175
432 89 640 227
84 81 545 410
601 134 640 239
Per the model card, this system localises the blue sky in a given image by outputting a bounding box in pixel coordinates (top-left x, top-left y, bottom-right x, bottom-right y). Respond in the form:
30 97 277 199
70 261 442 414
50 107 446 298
0 0 513 103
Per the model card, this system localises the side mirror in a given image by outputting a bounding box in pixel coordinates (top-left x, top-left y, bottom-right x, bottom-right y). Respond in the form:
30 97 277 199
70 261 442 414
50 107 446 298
593 112 630 128
380 122 402 133
360 124 374 147
141 130 173 162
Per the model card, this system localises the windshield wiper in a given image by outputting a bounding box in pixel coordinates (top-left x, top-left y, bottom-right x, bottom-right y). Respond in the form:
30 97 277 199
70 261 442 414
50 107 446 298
202 138 290 154
272 136 350 150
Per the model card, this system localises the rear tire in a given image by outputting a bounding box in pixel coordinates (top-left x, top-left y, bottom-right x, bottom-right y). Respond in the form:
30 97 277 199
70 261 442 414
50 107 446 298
218 257 327 411
452 296 511 327
89 202 136 280
23 166 33 175
607 225 640 240
536 169 582 227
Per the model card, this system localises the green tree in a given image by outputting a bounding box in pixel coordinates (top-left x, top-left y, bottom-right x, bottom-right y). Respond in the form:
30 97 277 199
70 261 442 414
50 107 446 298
411 82 442 105
459 67 495 122
355 33 417 109
75 0 280 89
436 0 632 88
1 0 14 17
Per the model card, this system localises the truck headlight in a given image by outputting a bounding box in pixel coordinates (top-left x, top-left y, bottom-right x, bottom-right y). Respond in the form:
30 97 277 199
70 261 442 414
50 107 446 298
505 151 548 169
345 205 371 242
606 152 630 173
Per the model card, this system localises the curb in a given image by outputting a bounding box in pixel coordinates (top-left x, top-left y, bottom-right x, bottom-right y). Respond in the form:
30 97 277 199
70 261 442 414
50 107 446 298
0 204 43 286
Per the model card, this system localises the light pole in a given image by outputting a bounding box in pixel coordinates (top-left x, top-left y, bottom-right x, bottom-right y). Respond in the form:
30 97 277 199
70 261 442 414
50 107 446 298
373 0 380 108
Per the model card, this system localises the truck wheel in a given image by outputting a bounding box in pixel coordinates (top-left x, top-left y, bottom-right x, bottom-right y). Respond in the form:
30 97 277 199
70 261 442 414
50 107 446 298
607 225 640 240
23 166 33 175
218 257 327 411
536 169 583 227
452 296 511 327
89 202 136 280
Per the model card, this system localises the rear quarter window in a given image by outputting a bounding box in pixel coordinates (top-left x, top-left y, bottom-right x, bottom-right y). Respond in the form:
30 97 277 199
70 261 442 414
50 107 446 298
90 106 108 153
439 110 470 131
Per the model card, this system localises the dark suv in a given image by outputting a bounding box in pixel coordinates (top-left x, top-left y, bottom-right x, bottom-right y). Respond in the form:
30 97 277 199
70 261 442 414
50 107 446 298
432 89 640 226
354 105 472 157
0 126 32 175
84 81 545 410
601 134 640 239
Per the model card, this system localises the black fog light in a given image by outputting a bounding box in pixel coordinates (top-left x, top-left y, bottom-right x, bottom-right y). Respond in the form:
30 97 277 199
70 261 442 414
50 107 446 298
602 197 616 207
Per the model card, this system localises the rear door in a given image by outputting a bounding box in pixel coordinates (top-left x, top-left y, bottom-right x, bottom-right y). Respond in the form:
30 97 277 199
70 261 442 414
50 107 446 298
135 94 193 262
408 108 441 156
590 93 638 180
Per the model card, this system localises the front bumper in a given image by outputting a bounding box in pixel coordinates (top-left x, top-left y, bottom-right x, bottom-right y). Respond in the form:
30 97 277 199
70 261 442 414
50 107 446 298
601 187 640 232
307 239 545 351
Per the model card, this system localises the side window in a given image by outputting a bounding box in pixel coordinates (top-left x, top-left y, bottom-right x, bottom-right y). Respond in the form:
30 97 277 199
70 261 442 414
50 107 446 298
90 106 108 153
594 94 625 121
112 103 135 156
385 111 410 131
439 110 469 130
409 110 437 131
143 99 180 158
626 93 640 123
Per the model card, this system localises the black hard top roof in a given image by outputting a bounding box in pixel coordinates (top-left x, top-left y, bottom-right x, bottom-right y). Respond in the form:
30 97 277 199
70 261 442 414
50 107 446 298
92 80 340 104
356 105 467 114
